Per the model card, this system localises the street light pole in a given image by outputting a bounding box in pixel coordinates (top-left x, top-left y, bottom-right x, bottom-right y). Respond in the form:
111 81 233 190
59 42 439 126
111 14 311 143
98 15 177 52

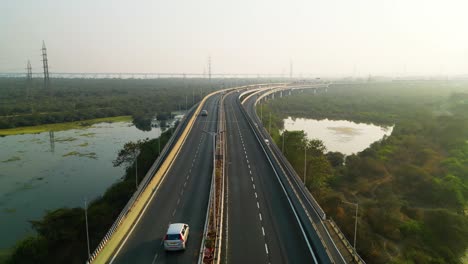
260 104 263 123
135 155 138 189
354 203 358 250
342 200 359 251
304 144 307 184
282 130 285 153
84 198 90 259
135 151 139 190
269 112 272 134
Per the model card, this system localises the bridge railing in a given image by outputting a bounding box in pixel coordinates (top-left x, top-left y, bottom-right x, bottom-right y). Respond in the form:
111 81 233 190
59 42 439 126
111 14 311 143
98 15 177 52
86 103 199 263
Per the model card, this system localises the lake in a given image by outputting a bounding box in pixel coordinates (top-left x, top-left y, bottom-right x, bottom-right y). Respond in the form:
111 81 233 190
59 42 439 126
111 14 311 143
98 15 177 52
0 122 162 250
283 117 393 155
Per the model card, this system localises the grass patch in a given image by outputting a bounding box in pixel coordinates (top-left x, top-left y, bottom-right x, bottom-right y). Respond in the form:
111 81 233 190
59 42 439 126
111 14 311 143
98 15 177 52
0 116 132 136
79 132 96 137
2 156 21 163
0 248 13 264
77 142 89 147
3 208 16 214
62 151 97 159
54 137 77 142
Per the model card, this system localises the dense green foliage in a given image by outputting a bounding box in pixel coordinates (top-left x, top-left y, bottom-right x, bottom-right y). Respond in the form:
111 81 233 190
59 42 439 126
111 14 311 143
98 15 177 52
264 81 468 264
5 129 174 264
0 78 255 130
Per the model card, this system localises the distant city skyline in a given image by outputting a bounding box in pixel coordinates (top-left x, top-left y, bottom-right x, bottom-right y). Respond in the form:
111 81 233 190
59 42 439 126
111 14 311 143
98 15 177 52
1 0 468 77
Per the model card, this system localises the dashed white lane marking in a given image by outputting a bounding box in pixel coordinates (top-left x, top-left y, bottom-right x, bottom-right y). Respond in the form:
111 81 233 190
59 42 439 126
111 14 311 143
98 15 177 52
249 170 252 175
251 176 254 182
183 181 187 187
262 226 265 235
259 213 263 221
246 159 249 164
177 198 180 205
151 253 158 264
172 209 176 216
265 243 269 254
253 184 256 190
255 192 257 198
257 202 260 209
245 155 248 159
248 164 250 169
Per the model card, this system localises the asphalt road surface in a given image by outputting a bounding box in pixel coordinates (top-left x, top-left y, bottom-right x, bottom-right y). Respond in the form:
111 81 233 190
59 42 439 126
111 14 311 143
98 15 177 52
110 94 221 264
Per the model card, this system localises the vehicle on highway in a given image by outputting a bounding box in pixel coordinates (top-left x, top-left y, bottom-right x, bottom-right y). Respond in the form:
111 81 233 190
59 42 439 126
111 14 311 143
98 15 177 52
164 223 190 251
200 110 208 116
264 139 270 145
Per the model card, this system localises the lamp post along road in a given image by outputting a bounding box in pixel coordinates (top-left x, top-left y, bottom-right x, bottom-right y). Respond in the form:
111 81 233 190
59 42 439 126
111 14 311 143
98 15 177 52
135 150 140 190
84 198 90 259
304 144 307 184
282 130 285 153
342 200 359 251
269 112 272 134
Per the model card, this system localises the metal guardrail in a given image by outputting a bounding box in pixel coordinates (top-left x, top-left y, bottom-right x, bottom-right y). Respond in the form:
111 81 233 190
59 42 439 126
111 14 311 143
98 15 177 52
198 91 227 264
86 103 198 263
328 218 366 264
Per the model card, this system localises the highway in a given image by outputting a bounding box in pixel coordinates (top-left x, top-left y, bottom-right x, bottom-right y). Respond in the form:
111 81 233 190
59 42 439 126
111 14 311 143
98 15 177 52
222 90 315 264
243 87 348 264
109 93 221 264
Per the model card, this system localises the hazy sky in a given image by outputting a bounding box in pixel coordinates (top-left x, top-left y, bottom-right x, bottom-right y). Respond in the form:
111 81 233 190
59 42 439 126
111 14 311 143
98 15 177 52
2 0 468 76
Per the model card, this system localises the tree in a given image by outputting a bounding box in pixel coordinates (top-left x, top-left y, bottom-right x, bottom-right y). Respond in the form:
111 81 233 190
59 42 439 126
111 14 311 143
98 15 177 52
113 140 145 168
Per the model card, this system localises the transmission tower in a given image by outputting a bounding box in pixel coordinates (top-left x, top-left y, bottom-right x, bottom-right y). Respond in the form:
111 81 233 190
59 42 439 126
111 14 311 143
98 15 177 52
290 60 293 79
41 41 50 88
208 56 211 81
26 60 32 80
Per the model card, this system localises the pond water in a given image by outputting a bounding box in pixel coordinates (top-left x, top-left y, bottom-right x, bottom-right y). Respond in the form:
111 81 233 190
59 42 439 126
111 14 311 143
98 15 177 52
283 117 393 155
0 122 162 250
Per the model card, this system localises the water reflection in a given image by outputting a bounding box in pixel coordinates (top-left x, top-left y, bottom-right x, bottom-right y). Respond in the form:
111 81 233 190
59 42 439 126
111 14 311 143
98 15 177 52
283 117 393 155
0 122 161 249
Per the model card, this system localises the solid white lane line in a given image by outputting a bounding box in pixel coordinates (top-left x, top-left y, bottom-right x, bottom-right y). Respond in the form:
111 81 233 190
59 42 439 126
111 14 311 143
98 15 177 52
262 226 265 235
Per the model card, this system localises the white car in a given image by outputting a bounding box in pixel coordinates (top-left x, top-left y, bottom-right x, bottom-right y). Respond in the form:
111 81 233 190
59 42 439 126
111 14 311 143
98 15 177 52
164 223 190 251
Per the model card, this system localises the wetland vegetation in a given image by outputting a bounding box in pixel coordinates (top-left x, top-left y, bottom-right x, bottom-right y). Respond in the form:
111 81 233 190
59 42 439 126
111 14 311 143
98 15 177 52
263 81 468 263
